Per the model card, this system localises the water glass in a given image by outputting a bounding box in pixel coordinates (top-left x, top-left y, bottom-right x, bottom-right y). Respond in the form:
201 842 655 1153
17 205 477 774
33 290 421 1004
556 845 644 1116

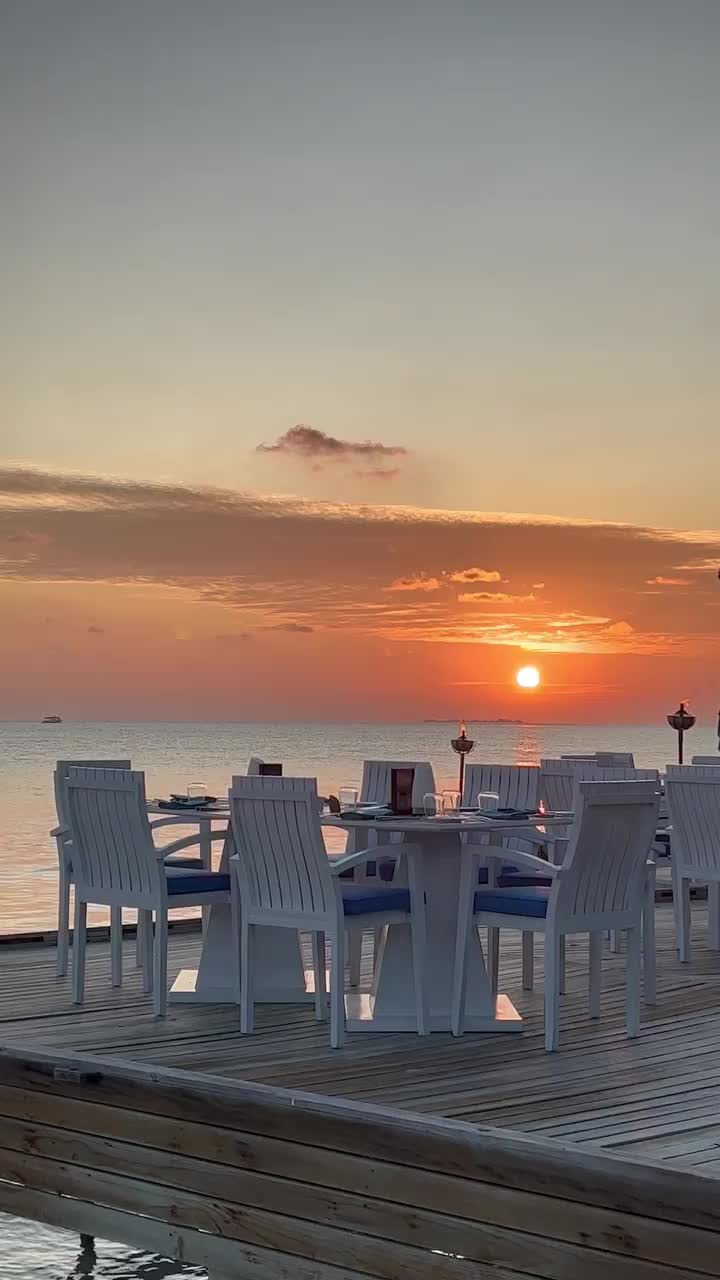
423 792 443 817
441 789 461 815
187 782 208 800
338 785 359 810
477 791 500 812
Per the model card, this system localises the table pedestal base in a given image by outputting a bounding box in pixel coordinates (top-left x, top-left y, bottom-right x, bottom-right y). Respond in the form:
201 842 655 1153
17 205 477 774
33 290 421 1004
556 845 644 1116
345 991 521 1034
169 902 313 1005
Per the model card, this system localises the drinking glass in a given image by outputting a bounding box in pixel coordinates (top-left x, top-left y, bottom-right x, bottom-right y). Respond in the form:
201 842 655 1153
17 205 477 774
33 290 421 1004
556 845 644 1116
441 789 461 815
338 785 359 810
187 782 208 800
423 792 443 817
477 791 500 812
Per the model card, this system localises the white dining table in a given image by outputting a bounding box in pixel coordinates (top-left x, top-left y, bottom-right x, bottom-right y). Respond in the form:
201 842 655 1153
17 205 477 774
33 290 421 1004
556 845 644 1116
323 811 569 1034
153 800 568 1021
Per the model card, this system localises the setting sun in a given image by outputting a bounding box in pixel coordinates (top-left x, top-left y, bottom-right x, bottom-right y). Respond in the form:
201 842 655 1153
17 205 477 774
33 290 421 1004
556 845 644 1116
516 665 541 689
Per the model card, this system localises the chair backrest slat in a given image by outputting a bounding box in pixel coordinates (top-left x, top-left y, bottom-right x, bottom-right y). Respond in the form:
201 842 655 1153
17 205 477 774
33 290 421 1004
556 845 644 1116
54 758 131 827
691 756 720 767
229 777 333 918
540 759 658 813
65 767 158 901
666 766 720 875
552 780 660 921
359 760 436 807
462 764 539 810
561 752 635 767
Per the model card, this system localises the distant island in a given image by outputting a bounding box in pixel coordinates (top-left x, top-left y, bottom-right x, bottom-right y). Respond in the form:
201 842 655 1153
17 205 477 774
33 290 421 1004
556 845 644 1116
424 718 522 725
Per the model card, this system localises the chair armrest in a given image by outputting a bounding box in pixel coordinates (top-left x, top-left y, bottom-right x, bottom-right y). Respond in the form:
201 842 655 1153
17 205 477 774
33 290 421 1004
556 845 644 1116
149 814 228 831
482 844 563 876
154 831 230 859
331 842 420 875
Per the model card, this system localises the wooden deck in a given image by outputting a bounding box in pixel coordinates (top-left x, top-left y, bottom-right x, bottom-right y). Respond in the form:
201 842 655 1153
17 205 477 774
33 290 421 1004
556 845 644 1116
3 902 720 1176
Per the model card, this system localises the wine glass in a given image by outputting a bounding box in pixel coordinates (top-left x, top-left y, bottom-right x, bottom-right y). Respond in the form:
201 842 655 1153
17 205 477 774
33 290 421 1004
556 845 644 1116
187 782 208 801
477 791 500 812
338 785 359 811
441 789 461 815
423 792 443 817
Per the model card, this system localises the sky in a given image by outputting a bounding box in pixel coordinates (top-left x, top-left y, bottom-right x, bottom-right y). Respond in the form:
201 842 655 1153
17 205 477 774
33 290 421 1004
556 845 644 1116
1 0 718 721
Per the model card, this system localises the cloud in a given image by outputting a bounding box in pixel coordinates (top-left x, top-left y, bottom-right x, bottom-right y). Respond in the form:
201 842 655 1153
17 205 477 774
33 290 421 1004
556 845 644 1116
257 425 409 475
87 625 104 634
645 576 691 587
458 591 535 604
385 575 441 593
214 632 252 643
265 621 314 633
1 465 719 660
532 582 545 590
447 567 503 584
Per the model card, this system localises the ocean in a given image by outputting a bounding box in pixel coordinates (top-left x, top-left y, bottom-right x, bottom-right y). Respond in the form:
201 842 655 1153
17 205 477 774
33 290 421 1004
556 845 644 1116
1 718 717 936
0 717 717 1277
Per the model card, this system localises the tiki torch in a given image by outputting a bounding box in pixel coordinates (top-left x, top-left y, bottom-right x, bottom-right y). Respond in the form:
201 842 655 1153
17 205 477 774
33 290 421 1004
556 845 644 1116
667 702 696 765
451 720 475 801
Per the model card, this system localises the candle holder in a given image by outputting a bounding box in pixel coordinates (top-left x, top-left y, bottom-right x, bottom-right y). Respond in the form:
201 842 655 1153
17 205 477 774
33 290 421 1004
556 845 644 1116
667 702 696 765
451 721 475 801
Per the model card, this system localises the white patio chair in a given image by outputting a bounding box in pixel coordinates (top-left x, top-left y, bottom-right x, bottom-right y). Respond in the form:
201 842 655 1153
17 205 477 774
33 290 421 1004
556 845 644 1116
665 766 720 961
52 758 130 977
53 759 206 977
451 779 660 1051
64 767 230 1016
228 776 427 1048
345 759 435 985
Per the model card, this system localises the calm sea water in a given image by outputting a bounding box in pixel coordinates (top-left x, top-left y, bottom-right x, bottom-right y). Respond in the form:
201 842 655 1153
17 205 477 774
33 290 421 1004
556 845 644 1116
2 718 717 935
1 717 717 1277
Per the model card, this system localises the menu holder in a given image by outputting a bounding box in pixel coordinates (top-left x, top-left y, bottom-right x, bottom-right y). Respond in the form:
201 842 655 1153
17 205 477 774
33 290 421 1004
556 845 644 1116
391 767 415 816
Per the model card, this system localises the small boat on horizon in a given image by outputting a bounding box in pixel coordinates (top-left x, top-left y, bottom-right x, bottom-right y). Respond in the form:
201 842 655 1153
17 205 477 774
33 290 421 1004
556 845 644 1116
42 715 62 724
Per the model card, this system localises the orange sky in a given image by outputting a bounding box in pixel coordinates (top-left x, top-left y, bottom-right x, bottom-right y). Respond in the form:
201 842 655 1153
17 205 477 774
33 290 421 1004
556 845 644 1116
3 6 720 720
1 466 717 722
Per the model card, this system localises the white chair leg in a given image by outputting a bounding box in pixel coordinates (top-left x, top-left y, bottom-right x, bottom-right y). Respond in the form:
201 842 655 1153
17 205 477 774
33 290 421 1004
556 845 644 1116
230 879 241 1008
679 876 691 964
140 910 153 994
670 857 682 949
240 917 255 1033
558 936 566 995
487 927 500 997
72 898 87 1005
110 906 123 987
330 929 345 1049
135 910 144 967
521 931 534 991
589 932 602 1019
625 925 641 1039
544 931 561 1052
643 863 657 1006
709 883 720 950
451 853 477 1036
56 863 71 978
312 931 327 1021
347 931 363 987
152 913 168 1018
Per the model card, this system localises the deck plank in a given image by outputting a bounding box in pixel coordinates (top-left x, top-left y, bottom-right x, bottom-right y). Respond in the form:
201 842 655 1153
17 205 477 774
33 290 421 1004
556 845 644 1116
1 903 719 1175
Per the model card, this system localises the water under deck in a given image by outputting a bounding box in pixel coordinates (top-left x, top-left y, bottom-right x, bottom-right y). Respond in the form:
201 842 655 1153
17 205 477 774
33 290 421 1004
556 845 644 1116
2 902 720 1176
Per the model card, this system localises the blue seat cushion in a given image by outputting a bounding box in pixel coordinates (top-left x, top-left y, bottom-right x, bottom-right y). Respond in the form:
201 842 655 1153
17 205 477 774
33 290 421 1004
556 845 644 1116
165 870 231 895
478 866 552 888
341 886 410 916
473 887 550 918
